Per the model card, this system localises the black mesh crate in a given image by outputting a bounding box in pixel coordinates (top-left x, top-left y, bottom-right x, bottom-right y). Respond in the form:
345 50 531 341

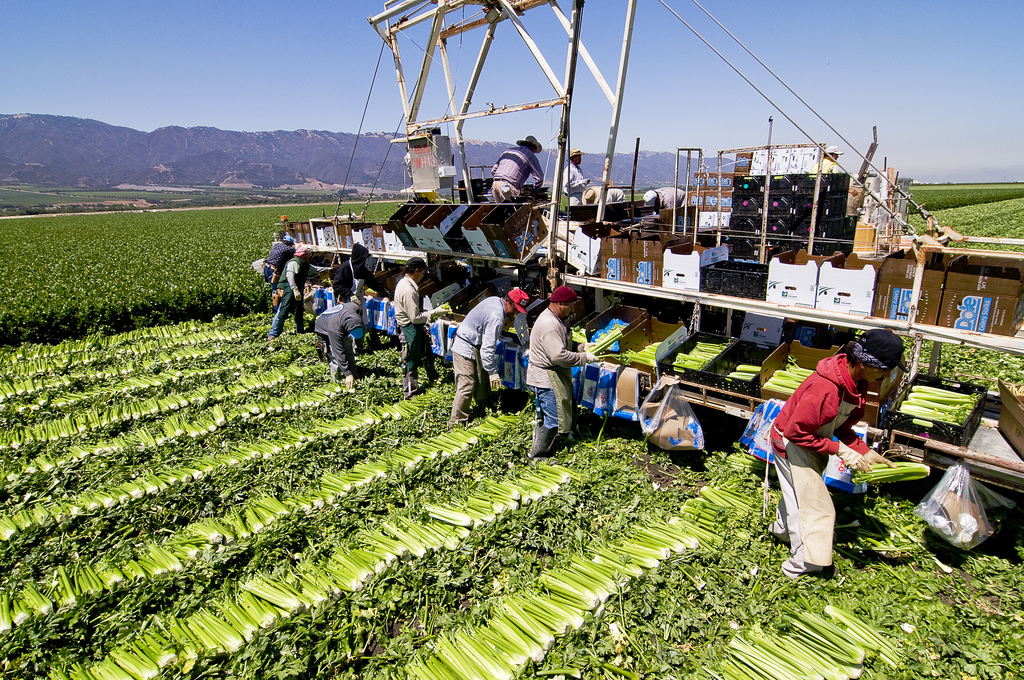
767 195 794 216
700 340 777 398
883 374 987 446
664 332 738 385
723 237 760 260
733 196 762 217
769 174 795 193
811 238 854 256
730 216 761 234
733 176 763 195
701 260 769 300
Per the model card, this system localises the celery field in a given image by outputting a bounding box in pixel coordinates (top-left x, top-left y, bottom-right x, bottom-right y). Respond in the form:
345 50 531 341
0 314 1021 679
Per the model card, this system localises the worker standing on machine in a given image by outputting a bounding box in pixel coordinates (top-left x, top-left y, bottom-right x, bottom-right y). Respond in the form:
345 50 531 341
491 135 545 202
813 145 843 174
769 329 903 579
563 148 589 205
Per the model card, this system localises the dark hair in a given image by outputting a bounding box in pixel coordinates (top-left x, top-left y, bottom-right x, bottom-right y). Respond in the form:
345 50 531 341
278 230 287 240
841 341 860 365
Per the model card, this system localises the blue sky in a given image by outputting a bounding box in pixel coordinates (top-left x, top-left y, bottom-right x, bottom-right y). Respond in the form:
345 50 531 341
2 0 1022 183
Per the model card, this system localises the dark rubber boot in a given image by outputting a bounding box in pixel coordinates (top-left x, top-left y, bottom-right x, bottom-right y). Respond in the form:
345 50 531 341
528 425 559 460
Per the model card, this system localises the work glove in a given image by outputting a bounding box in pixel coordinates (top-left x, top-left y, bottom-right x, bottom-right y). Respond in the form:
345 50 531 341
291 287 301 299
344 374 355 390
863 450 897 469
585 352 599 363
836 442 872 473
429 307 450 320
489 374 502 391
577 342 589 352
350 295 360 304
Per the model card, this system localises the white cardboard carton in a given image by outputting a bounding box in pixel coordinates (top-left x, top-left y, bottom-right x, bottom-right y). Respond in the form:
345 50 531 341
663 244 729 292
766 251 842 309
815 255 879 316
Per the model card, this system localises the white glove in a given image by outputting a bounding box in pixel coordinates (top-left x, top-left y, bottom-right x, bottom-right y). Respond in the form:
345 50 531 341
837 443 871 473
489 374 502 391
291 287 301 298
344 374 355 390
350 295 360 304
429 307 450 319
585 352 598 363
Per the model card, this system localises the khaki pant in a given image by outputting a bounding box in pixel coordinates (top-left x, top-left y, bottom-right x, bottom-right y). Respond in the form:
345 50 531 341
491 180 521 203
771 439 835 579
449 350 489 426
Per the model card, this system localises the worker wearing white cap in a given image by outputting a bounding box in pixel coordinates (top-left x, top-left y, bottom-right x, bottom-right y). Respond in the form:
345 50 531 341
813 145 843 174
563 148 590 206
491 135 545 202
642 186 687 210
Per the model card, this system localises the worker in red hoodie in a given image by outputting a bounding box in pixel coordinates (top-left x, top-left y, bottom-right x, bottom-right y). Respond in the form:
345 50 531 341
769 329 905 578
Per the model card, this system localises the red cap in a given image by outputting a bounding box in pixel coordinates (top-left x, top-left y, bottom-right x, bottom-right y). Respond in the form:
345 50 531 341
506 287 530 313
549 285 577 303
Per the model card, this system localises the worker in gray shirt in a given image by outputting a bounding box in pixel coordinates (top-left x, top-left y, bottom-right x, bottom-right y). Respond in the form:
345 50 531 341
525 286 596 459
393 256 448 399
313 300 365 390
447 288 531 429
642 186 687 210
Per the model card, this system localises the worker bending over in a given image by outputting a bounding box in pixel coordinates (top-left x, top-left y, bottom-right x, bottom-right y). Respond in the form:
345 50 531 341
491 135 545 202
447 288 531 429
770 329 903 578
313 300 364 390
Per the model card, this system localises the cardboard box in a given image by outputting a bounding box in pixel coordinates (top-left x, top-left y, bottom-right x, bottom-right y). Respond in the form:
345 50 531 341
630 235 664 286
938 255 1024 336
662 243 729 292
871 249 946 325
760 341 840 402
766 250 844 309
405 205 454 252
590 226 633 282
815 253 880 316
739 313 786 347
998 380 1024 459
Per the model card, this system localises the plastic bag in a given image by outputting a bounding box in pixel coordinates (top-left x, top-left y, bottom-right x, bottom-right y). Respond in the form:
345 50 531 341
914 462 994 550
639 376 704 451
739 398 785 462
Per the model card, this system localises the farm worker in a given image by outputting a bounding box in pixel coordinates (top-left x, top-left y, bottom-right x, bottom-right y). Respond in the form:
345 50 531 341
642 186 687 210
769 329 905 579
583 185 627 204
447 288 531 429
813 145 843 174
525 286 597 460
267 245 330 341
394 256 449 399
264 232 295 313
563 148 590 205
313 300 364 390
332 243 386 330
491 135 545 202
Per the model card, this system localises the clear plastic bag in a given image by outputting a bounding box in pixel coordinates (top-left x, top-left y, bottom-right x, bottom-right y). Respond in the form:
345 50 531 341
914 461 994 550
639 376 704 451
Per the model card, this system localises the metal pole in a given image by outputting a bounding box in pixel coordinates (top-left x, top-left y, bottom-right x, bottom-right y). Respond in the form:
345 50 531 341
597 0 638 223
630 137 640 223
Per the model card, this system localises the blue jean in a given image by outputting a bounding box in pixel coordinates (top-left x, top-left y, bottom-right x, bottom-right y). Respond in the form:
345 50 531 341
268 287 303 338
533 386 559 430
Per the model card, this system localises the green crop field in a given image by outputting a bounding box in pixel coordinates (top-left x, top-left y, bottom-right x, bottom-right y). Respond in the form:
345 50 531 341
0 202 400 346
0 315 1021 680
908 183 1024 212
0 191 1021 679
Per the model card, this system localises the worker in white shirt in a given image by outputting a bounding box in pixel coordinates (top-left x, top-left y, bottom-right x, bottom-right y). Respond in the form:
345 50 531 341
563 148 590 205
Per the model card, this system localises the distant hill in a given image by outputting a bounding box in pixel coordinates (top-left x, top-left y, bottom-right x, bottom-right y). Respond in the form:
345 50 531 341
0 113 696 191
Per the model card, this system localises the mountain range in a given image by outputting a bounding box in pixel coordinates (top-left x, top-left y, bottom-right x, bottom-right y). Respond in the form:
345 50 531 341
0 113 695 192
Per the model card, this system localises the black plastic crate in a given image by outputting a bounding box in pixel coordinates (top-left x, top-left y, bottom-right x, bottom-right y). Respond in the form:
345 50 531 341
883 374 987 446
816 216 856 239
663 332 737 385
733 176 763 195
730 216 761 234
700 340 777 397
732 196 762 216
769 174 795 193
811 238 854 256
767 195 794 216
723 236 760 260
701 260 769 300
